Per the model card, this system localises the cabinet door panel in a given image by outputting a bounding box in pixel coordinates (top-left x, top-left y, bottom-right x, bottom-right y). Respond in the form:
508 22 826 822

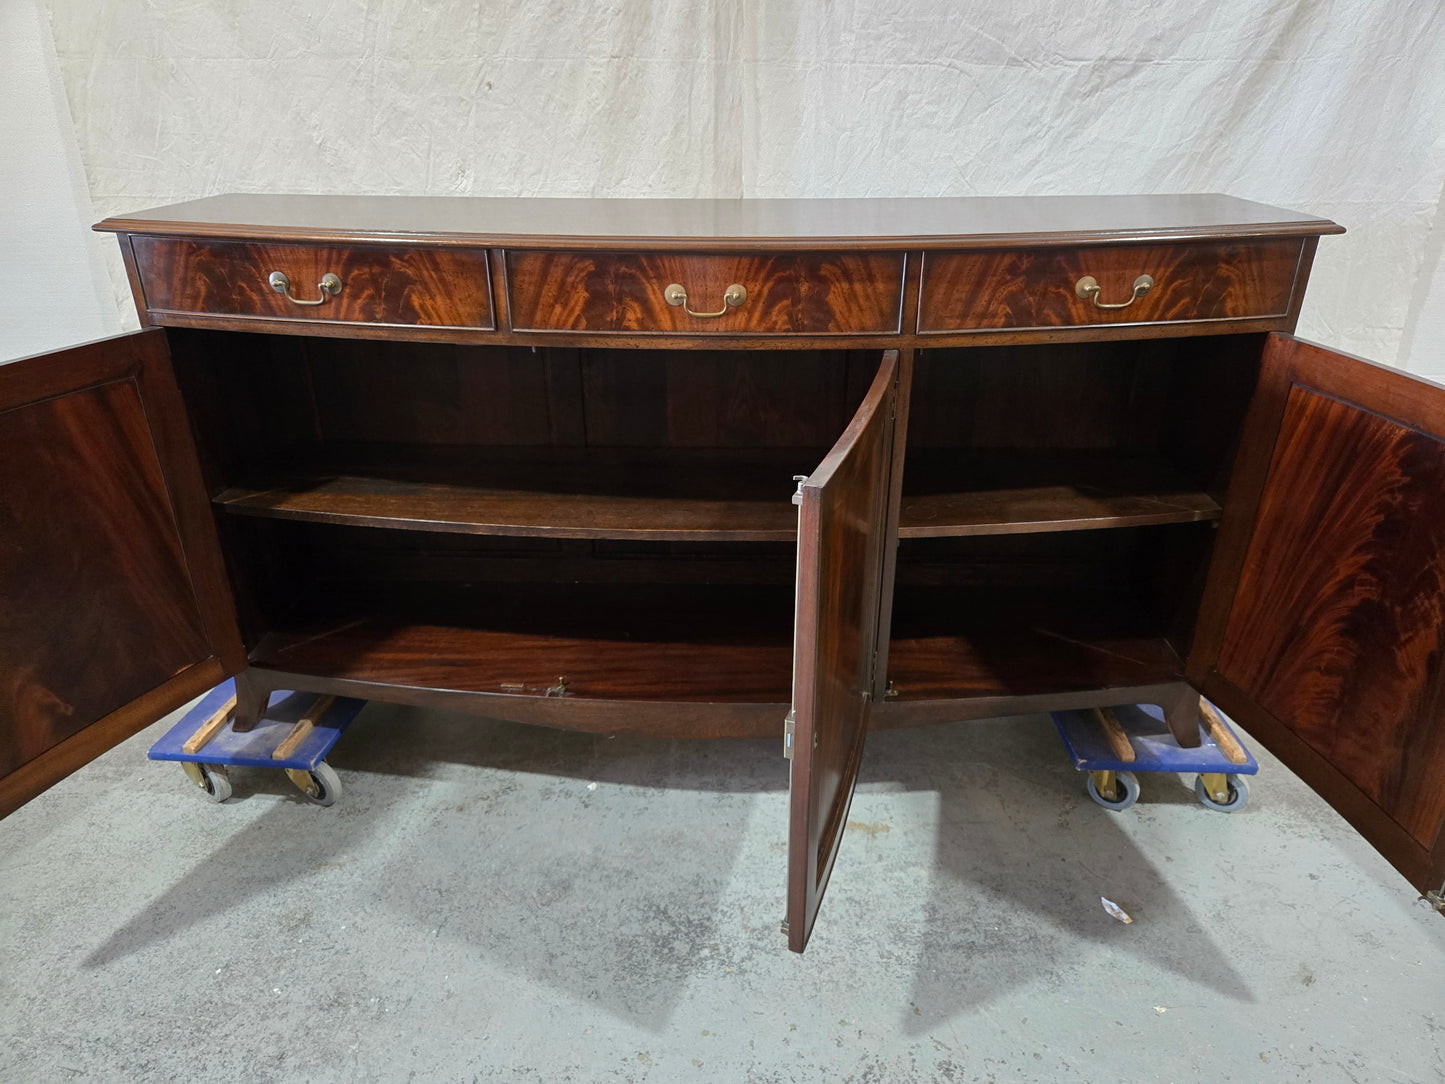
0 331 243 816
787 349 899 952
1193 334 1445 903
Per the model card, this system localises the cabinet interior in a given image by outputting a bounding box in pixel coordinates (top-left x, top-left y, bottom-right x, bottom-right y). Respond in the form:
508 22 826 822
167 329 1262 707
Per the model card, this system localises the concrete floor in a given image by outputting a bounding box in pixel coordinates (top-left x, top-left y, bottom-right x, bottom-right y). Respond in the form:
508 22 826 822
2 700 1442 1083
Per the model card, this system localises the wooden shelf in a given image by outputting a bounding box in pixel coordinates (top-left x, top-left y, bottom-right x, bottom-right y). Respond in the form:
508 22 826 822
251 582 797 703
217 447 1219 542
885 585 1184 700
249 580 1179 711
216 447 816 542
898 451 1221 537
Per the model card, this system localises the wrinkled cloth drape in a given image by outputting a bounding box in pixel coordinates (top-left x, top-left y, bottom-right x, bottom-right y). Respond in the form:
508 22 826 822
46 1 1445 368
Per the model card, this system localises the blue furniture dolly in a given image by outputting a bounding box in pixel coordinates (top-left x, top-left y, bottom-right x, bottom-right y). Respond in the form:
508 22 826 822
1053 699 1258 813
148 679 366 805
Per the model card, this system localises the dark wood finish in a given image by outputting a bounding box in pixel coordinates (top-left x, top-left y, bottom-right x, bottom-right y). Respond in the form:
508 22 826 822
118 249 1318 353
0 332 243 811
884 521 1207 742
215 454 806 542
576 349 866 447
145 317 1291 352
1156 333 1269 501
872 680 1197 731
249 582 795 707
117 234 154 328
213 447 1217 542
918 240 1303 333
869 343 913 702
898 451 1220 536
241 665 789 737
908 340 1178 451
97 193 1342 250
267 339 866 452
304 339 587 447
506 250 904 334
65 194 1436 941
1195 335 1445 894
230 668 274 735
788 351 899 952
885 586 1184 701
0 659 226 818
104 198 1336 349
130 236 494 330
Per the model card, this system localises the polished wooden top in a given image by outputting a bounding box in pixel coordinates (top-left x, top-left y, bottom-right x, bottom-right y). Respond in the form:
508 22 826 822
97 193 1344 250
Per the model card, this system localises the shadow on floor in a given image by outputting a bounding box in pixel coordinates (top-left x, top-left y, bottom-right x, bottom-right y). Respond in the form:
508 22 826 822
851 719 1256 1031
84 704 1253 1032
83 702 769 1031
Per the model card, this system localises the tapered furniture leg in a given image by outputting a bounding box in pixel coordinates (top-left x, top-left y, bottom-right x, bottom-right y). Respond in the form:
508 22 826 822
1159 685 1203 748
231 669 271 733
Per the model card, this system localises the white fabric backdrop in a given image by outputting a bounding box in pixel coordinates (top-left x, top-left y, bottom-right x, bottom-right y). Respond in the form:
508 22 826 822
44 1 1445 373
0 0 120 362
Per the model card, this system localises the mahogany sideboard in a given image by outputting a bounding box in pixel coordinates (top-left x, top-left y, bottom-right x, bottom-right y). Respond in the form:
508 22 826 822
3 194 1443 950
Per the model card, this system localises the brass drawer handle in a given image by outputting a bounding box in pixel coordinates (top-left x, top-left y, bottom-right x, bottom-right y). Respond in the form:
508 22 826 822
664 282 747 318
1075 273 1153 310
269 271 342 306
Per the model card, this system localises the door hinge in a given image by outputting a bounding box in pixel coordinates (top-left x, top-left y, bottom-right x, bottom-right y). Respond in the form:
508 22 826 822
783 709 796 760
792 474 807 506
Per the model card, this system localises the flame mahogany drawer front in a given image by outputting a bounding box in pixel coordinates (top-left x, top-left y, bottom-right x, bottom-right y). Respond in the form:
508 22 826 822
917 239 1305 333
130 237 495 330
505 250 906 334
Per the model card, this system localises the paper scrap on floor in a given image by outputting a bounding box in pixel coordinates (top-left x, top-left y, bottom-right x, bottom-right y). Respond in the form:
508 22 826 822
1101 897 1134 924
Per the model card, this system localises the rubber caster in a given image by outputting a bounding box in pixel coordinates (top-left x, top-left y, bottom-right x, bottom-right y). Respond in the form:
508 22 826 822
286 761 342 807
1086 769 1140 812
1195 773 1249 812
182 761 232 803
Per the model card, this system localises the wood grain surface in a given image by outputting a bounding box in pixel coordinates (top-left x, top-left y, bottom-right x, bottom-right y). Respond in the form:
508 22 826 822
97 193 1343 250
788 350 898 952
897 451 1220 536
0 660 226 819
1216 381 1445 849
0 337 213 782
216 456 807 541
918 240 1302 332
213 447 1219 541
884 586 1184 700
251 582 796 704
507 250 903 333
131 236 494 328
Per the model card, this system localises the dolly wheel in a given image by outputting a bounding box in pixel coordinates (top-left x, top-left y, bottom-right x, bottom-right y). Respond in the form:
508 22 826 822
1086 769 1140 812
1195 773 1249 812
182 761 232 803
287 762 342 807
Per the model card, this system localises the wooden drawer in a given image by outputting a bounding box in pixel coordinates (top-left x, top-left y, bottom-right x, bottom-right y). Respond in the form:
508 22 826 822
506 250 905 334
918 240 1304 333
130 237 494 330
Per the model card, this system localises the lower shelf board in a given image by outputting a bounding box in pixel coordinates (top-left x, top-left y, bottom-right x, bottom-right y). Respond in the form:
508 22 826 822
884 586 1185 701
246 582 1183 723
251 583 798 704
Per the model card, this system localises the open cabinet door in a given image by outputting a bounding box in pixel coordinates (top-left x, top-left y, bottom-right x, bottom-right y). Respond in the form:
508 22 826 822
1191 334 1445 912
786 349 901 951
0 331 244 816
